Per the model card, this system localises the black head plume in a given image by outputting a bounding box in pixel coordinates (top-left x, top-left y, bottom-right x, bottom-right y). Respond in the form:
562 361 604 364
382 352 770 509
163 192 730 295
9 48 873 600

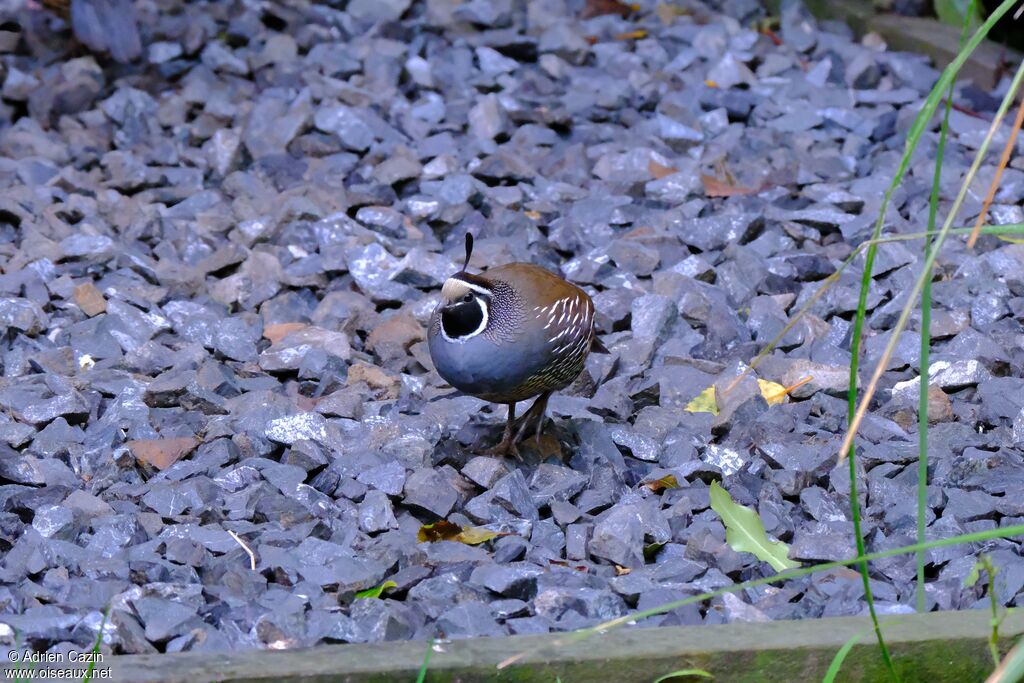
463 233 474 272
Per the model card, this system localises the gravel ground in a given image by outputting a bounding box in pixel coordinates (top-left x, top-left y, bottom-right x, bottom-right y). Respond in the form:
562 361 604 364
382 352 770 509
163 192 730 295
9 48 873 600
1 0 1024 658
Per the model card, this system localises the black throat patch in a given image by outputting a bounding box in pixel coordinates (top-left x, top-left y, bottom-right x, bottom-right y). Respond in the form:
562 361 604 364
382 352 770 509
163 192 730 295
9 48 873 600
442 299 485 339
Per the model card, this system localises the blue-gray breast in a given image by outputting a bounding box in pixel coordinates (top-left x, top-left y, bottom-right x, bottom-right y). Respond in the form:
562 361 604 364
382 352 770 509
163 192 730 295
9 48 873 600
427 236 596 457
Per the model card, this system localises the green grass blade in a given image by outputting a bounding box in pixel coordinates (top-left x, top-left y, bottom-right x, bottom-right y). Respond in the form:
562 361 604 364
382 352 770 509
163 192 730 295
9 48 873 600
843 1 1019 674
986 639 1024 683
841 44 1024 463
653 669 714 682
497 523 1024 670
823 630 865 683
823 620 910 683
843 429 893 678
917 0 975 615
934 0 985 29
416 639 435 683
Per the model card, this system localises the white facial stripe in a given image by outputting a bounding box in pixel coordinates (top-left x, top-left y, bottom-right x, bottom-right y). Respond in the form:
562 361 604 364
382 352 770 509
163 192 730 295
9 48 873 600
459 281 492 297
441 278 492 301
439 296 489 344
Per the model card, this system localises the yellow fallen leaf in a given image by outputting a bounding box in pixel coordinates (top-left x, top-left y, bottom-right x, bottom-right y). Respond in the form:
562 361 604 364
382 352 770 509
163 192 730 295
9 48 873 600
685 386 719 415
417 521 501 545
759 376 813 405
704 79 719 88
615 29 648 41
655 3 692 24
687 376 813 414
524 210 542 220
757 379 789 406
457 526 501 545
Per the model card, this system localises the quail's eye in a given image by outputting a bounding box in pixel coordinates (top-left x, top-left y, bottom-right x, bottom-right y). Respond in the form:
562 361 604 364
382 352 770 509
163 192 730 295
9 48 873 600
462 293 474 303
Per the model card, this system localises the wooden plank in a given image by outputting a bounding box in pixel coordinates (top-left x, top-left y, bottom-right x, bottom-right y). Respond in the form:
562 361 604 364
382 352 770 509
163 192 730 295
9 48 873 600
867 14 1013 89
6 609 1015 683
767 0 1020 89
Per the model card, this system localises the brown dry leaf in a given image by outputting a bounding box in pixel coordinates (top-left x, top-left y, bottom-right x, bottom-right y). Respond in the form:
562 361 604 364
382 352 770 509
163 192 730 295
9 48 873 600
417 520 462 543
760 26 783 46
128 437 199 470
927 384 954 423
366 312 425 359
524 210 542 220
581 0 634 19
549 559 589 571
701 174 758 197
648 158 679 180
615 565 631 576
73 283 106 317
347 362 401 400
644 474 679 492
263 322 307 345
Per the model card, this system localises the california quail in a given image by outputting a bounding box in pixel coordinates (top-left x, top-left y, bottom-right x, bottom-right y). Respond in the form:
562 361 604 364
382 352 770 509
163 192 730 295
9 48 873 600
428 234 599 458
40 0 142 63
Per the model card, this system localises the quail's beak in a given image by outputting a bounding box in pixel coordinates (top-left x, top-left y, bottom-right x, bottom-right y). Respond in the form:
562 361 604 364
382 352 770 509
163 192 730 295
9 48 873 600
442 295 474 312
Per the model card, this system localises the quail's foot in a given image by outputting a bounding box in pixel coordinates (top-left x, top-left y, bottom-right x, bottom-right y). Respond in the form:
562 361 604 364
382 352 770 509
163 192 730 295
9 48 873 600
484 392 550 460
484 436 522 461
483 403 523 460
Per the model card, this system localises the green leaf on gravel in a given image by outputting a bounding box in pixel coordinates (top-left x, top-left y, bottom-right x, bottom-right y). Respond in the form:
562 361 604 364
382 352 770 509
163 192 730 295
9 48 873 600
709 481 799 572
355 580 397 599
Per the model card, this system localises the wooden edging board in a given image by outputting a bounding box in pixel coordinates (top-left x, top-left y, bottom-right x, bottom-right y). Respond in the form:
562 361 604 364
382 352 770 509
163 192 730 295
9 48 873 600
4 608 1019 682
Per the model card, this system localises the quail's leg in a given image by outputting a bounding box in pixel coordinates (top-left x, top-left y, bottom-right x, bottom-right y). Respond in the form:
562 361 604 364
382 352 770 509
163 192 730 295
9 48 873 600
530 392 551 447
485 403 521 460
512 392 552 447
